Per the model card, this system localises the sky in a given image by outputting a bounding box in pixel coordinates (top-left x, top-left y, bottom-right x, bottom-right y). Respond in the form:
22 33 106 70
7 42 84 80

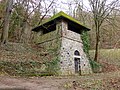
56 0 118 13
56 0 90 13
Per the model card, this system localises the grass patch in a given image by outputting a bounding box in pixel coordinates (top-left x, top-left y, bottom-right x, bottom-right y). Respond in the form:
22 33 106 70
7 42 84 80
0 61 41 76
89 49 120 67
89 60 102 73
0 60 57 77
89 49 120 72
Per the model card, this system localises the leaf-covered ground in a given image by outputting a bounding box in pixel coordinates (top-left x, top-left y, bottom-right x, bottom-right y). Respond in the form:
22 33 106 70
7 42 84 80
0 71 120 90
0 45 120 90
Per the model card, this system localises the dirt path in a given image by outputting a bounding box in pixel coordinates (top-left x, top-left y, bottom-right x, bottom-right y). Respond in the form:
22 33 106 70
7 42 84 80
0 71 120 90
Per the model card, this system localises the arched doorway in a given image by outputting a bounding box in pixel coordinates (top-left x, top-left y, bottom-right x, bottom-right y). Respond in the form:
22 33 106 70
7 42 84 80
74 50 81 74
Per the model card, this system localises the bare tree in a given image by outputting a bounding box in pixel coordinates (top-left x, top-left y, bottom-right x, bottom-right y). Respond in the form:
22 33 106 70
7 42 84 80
11 0 56 43
88 0 119 62
1 0 13 44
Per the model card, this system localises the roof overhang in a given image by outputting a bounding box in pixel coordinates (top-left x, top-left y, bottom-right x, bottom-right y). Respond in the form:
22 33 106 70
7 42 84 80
32 11 90 32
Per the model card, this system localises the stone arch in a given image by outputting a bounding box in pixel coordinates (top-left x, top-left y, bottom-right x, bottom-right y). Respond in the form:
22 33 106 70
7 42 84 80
74 50 80 56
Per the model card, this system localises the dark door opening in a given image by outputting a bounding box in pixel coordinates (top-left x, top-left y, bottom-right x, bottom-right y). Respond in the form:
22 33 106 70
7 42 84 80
74 58 80 73
74 50 81 74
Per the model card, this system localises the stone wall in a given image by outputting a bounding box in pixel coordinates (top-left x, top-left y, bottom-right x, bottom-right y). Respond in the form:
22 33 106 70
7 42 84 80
34 20 92 75
62 29 82 42
36 30 60 44
59 20 92 75
59 37 92 75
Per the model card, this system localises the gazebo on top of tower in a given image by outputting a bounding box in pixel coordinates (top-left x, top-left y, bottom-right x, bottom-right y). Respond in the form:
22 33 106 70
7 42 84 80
32 11 90 34
32 11 92 75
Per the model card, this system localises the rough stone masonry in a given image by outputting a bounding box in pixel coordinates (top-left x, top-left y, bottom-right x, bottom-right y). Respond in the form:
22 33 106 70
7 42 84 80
33 11 92 75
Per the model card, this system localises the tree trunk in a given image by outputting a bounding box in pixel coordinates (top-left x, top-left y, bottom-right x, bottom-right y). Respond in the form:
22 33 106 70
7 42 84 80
1 0 13 45
94 25 100 62
20 20 31 43
94 34 99 62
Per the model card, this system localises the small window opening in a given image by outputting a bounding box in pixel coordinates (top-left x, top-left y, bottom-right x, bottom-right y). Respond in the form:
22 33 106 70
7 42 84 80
74 50 80 56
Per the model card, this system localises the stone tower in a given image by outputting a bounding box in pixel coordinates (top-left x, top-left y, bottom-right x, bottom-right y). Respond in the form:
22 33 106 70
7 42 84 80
32 11 92 75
